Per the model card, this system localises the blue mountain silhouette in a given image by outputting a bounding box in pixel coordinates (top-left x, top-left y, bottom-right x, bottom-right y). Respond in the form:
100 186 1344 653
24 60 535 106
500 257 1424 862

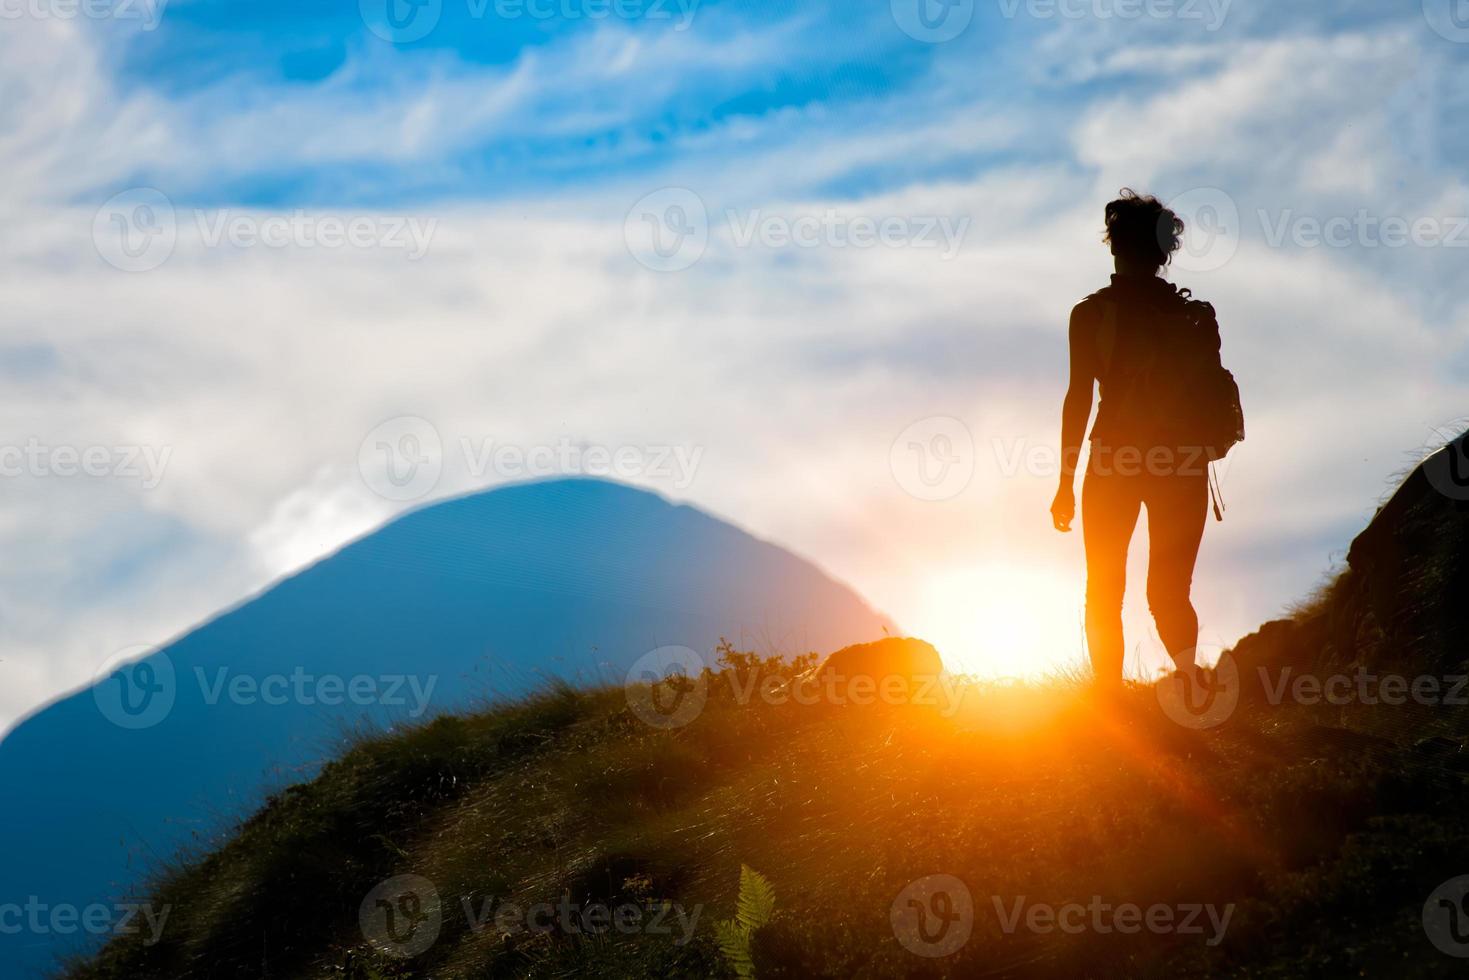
0 479 891 976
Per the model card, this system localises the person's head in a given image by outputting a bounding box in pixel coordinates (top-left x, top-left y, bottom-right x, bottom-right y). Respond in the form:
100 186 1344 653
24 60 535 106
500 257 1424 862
1104 189 1183 275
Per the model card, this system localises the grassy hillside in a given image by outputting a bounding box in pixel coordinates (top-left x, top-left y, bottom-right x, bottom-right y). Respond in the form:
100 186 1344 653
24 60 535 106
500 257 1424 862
65 444 1469 979
66 666 1469 977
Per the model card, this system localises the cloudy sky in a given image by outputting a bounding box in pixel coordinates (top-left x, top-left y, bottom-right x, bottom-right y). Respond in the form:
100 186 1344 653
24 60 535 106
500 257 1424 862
3 0 1468 732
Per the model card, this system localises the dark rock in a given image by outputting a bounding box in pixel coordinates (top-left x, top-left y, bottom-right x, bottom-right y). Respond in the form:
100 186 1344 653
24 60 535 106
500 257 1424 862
797 638 948 707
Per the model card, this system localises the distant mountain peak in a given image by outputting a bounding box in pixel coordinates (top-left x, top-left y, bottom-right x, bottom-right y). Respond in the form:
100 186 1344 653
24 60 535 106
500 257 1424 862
0 480 891 976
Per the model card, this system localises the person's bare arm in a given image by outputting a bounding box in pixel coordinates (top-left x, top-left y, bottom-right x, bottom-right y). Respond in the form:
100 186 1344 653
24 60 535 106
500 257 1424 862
1051 304 1098 532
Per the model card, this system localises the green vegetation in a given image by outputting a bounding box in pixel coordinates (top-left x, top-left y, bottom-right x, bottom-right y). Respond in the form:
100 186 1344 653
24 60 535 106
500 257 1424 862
715 865 776 978
65 641 1469 979
66 463 1469 978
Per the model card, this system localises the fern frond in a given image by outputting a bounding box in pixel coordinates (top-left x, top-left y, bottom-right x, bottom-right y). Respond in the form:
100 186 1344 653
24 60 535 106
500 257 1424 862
736 864 776 932
715 918 754 979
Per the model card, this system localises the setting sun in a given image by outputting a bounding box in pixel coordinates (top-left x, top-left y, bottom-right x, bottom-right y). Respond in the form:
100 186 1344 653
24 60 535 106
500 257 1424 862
912 564 1086 680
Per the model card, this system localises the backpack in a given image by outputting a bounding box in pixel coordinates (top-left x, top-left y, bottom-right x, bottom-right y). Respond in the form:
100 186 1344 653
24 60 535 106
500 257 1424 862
1095 285 1245 517
1171 290 1245 463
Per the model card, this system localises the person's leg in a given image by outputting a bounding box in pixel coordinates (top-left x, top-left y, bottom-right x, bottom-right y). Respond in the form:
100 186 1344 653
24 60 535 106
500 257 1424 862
1082 465 1142 688
1143 471 1210 668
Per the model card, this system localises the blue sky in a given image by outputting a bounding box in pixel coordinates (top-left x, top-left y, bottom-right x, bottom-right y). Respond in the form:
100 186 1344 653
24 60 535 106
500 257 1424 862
3 0 1469 729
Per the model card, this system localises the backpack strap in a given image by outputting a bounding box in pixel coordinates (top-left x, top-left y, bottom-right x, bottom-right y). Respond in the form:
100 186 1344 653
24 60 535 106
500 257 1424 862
1082 286 1121 381
1096 298 1119 379
1178 290 1223 356
1208 463 1226 522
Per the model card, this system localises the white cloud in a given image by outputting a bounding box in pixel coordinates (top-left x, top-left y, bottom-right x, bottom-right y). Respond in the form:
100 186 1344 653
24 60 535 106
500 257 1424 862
2 15 1468 730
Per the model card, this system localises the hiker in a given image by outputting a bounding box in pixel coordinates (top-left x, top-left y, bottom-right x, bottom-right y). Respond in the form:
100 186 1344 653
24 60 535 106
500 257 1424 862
1050 190 1243 689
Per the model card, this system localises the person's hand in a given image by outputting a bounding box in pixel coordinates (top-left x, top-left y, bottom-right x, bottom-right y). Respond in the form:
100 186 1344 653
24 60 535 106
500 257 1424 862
1050 485 1075 533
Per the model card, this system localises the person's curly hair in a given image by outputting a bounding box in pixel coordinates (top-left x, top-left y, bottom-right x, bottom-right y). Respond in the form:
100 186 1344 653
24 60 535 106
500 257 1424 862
1104 189 1184 269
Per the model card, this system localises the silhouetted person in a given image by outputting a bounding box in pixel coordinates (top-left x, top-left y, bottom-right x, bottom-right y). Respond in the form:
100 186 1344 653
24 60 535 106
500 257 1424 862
1051 191 1243 689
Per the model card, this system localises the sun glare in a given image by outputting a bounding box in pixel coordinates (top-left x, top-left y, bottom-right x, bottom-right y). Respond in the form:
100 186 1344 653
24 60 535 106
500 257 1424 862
911 565 1086 680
